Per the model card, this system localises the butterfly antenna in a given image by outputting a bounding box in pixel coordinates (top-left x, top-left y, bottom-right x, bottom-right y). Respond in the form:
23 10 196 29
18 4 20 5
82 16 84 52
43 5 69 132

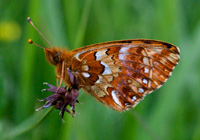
28 39 46 49
27 17 53 47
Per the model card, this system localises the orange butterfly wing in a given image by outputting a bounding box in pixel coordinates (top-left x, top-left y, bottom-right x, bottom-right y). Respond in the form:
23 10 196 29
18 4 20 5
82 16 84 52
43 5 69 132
69 39 180 111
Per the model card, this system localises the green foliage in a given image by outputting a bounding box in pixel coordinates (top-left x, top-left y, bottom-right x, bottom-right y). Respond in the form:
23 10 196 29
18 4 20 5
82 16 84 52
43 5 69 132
0 0 200 139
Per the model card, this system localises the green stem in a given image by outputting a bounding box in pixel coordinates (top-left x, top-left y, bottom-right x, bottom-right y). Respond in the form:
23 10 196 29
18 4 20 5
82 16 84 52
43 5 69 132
2 107 54 140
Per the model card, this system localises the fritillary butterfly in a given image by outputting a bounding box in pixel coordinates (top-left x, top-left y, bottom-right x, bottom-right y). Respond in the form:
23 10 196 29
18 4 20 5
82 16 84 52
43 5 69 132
28 17 180 117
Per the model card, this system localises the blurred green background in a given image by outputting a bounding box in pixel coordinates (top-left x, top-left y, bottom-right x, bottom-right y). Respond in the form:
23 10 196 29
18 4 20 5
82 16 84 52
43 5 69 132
0 0 200 140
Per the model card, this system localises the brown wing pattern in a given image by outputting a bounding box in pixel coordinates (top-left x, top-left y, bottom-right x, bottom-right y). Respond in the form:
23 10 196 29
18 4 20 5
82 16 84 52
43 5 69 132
70 39 180 111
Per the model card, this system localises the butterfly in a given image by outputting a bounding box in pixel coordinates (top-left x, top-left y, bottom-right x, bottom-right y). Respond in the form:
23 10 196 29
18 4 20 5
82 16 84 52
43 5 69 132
27 17 180 117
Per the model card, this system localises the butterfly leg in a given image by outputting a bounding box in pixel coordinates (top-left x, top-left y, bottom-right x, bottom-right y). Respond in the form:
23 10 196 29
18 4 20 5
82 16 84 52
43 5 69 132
56 75 61 87
56 61 65 92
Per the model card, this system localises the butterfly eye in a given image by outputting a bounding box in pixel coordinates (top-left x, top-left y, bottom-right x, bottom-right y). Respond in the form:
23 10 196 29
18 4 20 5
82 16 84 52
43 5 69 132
52 52 61 64
45 48 61 65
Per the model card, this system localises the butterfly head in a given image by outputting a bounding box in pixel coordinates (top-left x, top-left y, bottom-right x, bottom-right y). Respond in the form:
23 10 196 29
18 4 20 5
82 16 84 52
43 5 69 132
44 47 62 65
28 39 64 66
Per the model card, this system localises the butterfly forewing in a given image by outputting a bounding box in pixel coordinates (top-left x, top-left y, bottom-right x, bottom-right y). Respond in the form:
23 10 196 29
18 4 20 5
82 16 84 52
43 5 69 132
70 39 180 111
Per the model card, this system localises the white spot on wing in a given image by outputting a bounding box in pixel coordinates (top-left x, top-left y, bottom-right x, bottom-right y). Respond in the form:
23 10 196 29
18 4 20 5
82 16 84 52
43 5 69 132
95 75 102 84
138 88 144 93
118 54 127 60
142 79 148 84
144 68 149 73
119 47 130 53
82 72 90 78
131 96 137 102
100 61 112 75
111 90 121 105
95 49 108 60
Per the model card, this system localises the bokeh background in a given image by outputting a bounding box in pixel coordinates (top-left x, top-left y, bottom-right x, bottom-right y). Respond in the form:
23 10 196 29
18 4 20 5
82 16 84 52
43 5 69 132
0 0 200 140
